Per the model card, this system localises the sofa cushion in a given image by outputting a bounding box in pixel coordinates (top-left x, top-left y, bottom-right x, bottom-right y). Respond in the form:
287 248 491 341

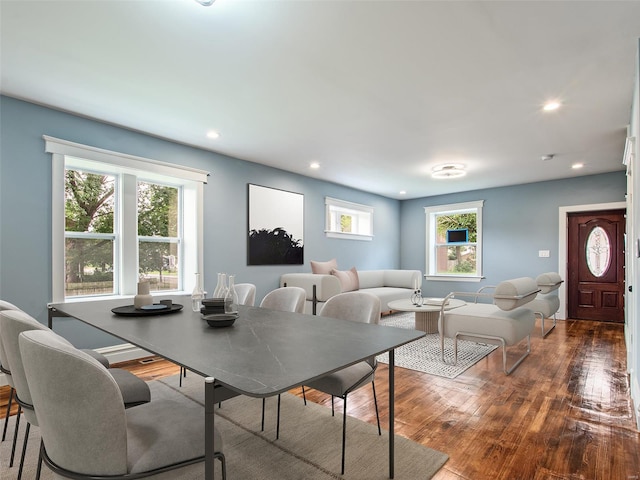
311 258 338 274
330 267 359 292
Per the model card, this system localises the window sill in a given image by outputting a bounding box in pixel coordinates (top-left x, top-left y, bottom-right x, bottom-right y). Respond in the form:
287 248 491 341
424 275 484 283
325 231 373 241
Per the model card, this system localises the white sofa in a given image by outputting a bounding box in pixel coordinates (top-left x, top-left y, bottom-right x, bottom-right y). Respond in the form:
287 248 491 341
280 269 422 314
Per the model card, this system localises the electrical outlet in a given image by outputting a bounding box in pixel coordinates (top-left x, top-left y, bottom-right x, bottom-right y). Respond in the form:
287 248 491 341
538 250 550 258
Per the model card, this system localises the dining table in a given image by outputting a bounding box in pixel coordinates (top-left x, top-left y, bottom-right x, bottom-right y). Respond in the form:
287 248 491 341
48 294 425 479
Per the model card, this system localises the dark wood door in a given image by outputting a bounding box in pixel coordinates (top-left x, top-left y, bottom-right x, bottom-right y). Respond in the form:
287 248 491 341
567 209 625 322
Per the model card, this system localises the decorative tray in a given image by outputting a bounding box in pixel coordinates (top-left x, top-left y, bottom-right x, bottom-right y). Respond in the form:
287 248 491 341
111 304 183 317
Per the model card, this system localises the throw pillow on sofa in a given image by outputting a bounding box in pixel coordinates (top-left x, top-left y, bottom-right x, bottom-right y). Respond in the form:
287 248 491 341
330 267 359 292
311 258 338 274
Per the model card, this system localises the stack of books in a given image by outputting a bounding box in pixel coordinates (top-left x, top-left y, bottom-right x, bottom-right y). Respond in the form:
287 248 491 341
201 298 225 316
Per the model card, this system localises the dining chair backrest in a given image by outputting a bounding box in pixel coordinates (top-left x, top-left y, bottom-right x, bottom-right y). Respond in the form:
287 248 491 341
319 291 381 366
0 300 20 385
319 291 381 325
235 283 257 307
0 309 73 428
260 286 306 313
19 329 129 476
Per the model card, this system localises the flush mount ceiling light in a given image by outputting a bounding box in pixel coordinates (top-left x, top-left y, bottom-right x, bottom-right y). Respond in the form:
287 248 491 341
206 130 220 139
194 0 215 6
309 162 320 169
541 154 555 161
431 164 466 179
543 101 561 112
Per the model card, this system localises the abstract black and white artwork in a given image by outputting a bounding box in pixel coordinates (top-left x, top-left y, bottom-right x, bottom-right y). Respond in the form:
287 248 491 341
248 184 304 265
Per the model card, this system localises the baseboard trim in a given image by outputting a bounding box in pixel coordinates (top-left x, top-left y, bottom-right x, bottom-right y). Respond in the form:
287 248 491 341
631 372 640 430
94 343 154 365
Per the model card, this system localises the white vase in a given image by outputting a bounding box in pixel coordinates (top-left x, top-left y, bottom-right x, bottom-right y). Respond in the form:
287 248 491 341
134 281 153 309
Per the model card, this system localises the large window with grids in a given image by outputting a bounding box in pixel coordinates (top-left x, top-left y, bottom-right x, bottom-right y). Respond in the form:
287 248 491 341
46 136 207 302
424 200 483 281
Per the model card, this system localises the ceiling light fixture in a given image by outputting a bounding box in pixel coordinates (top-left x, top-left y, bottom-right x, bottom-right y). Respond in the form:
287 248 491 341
431 164 466 179
194 0 215 6
541 154 555 161
310 162 320 169
206 130 220 139
572 163 584 169
543 101 561 112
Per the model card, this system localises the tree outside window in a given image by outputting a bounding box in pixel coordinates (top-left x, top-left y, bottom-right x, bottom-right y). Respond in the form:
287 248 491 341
425 201 483 279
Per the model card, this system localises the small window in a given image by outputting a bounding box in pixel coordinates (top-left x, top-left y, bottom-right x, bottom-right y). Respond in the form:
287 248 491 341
424 200 483 281
325 197 373 241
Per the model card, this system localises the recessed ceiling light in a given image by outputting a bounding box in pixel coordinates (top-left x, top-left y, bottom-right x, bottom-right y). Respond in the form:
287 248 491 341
572 163 584 169
543 101 561 112
206 130 220 139
432 164 466 179
310 162 320 169
399 190 407 195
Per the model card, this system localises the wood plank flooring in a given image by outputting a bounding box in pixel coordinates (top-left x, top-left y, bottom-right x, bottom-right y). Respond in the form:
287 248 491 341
1 318 638 479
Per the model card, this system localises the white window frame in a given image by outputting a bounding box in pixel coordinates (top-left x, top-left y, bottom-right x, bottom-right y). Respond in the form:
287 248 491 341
424 200 484 282
325 197 374 241
46 135 208 303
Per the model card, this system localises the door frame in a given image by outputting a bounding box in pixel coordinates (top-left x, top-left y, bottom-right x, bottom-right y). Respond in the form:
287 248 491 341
558 201 626 319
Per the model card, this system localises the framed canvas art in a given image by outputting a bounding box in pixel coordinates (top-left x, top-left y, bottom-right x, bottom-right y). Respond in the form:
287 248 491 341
247 184 304 265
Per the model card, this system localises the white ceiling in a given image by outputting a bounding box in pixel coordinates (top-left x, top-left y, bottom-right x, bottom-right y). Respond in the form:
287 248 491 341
2 0 640 199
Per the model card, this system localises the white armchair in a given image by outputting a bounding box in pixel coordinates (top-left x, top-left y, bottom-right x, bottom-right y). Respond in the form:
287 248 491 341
439 277 540 375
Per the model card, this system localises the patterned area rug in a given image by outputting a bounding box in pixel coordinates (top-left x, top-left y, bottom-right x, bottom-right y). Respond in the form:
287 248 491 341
377 312 498 378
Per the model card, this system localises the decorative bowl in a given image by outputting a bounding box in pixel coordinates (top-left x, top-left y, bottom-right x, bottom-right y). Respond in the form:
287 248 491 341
203 313 238 328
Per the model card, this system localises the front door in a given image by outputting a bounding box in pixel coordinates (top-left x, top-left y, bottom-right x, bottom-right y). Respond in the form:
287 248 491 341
567 209 625 322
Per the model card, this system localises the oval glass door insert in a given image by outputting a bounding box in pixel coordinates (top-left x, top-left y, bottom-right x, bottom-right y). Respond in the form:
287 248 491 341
586 226 611 277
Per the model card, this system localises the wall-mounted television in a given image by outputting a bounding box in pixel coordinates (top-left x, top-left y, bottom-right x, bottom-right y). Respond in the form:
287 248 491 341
446 228 468 244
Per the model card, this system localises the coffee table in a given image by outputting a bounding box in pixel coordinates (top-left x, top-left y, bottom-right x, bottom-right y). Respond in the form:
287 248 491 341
387 297 466 333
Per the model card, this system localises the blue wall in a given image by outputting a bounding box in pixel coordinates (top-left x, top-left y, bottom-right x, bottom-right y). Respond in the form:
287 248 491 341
0 96 399 348
399 172 626 298
0 95 627 348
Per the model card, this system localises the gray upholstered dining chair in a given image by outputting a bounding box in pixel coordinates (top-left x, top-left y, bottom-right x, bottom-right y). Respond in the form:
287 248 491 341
302 291 382 475
258 286 306 437
259 286 306 313
0 299 20 447
18 329 226 480
0 309 151 480
235 283 257 307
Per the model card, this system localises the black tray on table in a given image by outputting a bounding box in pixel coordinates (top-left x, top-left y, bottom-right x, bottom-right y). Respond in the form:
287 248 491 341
111 304 183 317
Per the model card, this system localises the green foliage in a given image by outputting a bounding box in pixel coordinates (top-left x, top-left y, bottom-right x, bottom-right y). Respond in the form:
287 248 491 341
64 172 179 290
436 213 477 242
248 227 303 265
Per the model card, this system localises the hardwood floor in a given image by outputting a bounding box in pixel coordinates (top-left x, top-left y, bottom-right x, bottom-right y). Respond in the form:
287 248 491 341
1 318 638 479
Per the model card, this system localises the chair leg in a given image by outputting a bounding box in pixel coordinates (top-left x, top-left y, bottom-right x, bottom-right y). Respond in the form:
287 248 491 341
341 395 347 475
371 381 381 436
9 404 22 467
17 421 30 480
276 394 281 440
2 387 14 441
36 440 43 480
331 395 335 416
261 398 265 431
302 385 307 405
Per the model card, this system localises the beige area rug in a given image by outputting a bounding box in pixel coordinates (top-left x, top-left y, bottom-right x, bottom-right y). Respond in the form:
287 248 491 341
377 312 498 378
1 374 448 480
